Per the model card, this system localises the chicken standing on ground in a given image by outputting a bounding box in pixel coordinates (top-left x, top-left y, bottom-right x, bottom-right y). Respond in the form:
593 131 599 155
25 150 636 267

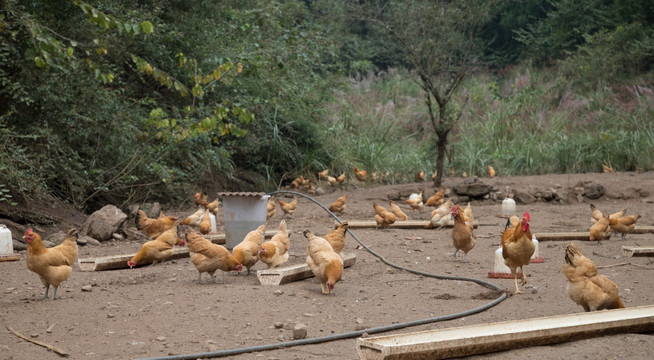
304 230 343 295
388 201 408 221
185 228 243 283
416 171 425 182
322 222 349 257
562 242 625 312
198 208 212 235
278 197 298 218
232 224 266 274
258 220 290 269
450 205 475 262
135 209 178 239
609 213 640 240
406 192 424 212
202 199 219 216
24 228 79 300
194 192 207 207
266 196 276 221
318 169 329 179
425 189 444 208
335 173 346 184
354 166 367 182
501 212 535 294
328 194 347 214
590 204 625 224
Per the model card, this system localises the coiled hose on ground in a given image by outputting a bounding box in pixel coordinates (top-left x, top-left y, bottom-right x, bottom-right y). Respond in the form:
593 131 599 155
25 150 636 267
142 190 507 360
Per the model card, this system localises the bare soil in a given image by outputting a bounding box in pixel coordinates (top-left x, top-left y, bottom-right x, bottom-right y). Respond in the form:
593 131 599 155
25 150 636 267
2 172 654 360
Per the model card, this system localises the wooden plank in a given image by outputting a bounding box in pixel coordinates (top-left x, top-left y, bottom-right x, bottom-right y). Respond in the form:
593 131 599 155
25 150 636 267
77 230 287 272
257 252 356 286
357 305 654 360
534 232 593 241
631 226 654 234
78 247 190 272
342 220 478 229
0 253 21 262
622 246 654 257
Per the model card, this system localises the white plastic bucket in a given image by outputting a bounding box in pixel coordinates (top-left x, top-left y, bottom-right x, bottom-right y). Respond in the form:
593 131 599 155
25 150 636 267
0 224 14 255
501 198 516 217
222 195 270 249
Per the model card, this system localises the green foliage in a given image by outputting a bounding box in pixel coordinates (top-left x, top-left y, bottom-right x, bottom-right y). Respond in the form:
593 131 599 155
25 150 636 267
559 23 654 89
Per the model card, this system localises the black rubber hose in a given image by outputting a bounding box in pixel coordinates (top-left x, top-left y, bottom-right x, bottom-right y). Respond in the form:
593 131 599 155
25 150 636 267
141 190 507 360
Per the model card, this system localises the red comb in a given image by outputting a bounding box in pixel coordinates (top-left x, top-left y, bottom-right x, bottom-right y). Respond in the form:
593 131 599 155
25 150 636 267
25 228 33 234
523 212 531 222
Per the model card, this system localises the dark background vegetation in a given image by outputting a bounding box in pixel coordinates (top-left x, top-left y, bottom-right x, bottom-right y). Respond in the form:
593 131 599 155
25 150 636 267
1 0 653 216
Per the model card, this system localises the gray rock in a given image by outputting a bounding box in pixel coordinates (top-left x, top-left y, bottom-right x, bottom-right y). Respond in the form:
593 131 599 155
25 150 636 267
293 323 307 340
452 182 493 198
81 285 92 292
84 236 101 246
81 205 128 242
45 231 66 245
514 190 536 205
139 202 162 219
13 240 27 251
583 182 604 199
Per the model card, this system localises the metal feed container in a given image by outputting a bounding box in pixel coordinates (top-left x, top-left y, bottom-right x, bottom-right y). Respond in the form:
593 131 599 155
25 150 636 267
219 192 269 249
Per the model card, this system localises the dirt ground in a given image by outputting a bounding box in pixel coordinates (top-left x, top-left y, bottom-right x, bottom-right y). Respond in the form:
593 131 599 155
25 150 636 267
1 172 654 360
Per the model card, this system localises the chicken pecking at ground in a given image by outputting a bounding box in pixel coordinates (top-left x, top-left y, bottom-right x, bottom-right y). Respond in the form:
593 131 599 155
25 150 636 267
321 222 349 257
180 208 204 227
328 194 347 214
24 228 79 300
424 199 453 229
304 230 344 295
185 228 243 283
373 201 396 229
388 200 408 221
127 226 184 269
450 204 475 262
589 215 611 243
258 220 290 269
562 242 625 312
232 224 266 274
501 212 535 294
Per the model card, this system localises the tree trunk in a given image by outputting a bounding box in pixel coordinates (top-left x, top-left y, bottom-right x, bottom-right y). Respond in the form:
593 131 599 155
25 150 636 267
433 133 448 188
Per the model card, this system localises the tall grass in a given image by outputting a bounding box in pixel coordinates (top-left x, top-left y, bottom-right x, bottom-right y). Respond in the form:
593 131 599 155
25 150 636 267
324 65 654 180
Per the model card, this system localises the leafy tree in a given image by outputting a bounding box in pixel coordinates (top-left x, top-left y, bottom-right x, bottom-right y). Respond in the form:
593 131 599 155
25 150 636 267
352 0 497 187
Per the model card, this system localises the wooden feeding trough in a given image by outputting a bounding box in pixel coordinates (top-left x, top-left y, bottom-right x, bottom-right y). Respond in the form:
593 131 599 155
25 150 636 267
257 252 356 286
342 220 478 230
357 305 654 360
78 230 284 271
622 246 654 257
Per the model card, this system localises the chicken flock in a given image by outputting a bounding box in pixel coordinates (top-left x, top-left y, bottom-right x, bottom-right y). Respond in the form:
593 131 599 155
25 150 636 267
22 168 639 316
